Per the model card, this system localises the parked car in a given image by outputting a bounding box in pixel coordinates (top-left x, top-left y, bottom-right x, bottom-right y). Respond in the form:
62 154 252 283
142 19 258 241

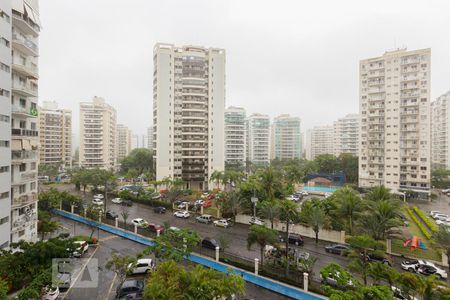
94 194 104 199
201 237 219 250
196 214 213 224
207 194 216 200
153 206 166 214
435 215 450 222
213 218 231 228
112 198 123 204
429 210 442 217
122 199 133 206
320 271 354 289
325 244 349 255
147 223 164 234
106 210 119 220
441 189 450 193
202 200 213 208
300 191 309 196
116 279 144 299
42 286 60 300
401 259 448 279
174 211 190 218
72 241 89 258
195 199 205 206
362 252 392 266
131 218 148 228
432 213 449 220
391 286 418 300
249 217 264 226
436 219 450 227
279 233 304 246
129 258 155 274
168 226 181 232
92 198 104 206
56 272 71 289
177 201 190 209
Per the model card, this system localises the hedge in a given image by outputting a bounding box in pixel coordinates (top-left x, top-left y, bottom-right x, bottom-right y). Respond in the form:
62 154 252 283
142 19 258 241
406 207 431 239
413 206 438 233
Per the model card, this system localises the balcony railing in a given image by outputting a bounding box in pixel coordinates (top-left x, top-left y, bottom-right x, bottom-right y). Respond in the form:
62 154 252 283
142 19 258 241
12 193 38 208
11 105 38 117
11 128 38 137
12 150 38 161
11 80 38 97
12 33 39 56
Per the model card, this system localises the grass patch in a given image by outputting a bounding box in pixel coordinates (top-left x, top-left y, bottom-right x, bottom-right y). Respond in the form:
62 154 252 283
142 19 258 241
204 206 219 217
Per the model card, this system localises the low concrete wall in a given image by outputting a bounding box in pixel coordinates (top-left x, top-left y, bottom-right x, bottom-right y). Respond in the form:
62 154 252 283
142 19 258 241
236 214 345 244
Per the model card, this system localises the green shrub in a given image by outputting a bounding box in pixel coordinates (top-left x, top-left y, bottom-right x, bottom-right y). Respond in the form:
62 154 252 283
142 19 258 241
406 207 431 239
413 206 438 233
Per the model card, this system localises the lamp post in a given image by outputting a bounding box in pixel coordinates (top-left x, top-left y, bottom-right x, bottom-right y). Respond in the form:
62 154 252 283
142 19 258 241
251 196 258 217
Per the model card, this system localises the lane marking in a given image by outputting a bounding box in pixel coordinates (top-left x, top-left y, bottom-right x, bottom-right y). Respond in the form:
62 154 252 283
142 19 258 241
100 235 118 242
61 245 100 300
105 273 117 300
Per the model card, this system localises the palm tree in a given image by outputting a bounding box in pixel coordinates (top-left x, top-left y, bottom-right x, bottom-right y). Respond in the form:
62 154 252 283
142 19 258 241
247 225 278 267
223 192 243 223
333 186 363 235
279 200 300 274
210 171 224 189
367 262 399 286
398 272 439 300
364 185 393 202
257 200 280 229
433 225 450 270
258 167 279 200
358 199 403 240
304 205 325 244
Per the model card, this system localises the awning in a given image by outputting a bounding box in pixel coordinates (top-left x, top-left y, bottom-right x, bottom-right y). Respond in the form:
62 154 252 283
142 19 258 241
24 3 41 27
22 139 31 150
12 140 22 151
12 0 24 14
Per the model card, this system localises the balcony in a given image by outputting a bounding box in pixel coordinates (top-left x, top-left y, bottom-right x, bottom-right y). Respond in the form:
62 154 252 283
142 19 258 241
11 104 38 117
12 33 39 56
11 128 38 137
11 150 38 163
12 81 38 97
11 61 39 79
12 193 38 208
12 11 40 37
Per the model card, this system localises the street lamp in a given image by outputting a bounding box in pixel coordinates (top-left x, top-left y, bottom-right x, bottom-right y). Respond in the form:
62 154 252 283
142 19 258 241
251 197 258 217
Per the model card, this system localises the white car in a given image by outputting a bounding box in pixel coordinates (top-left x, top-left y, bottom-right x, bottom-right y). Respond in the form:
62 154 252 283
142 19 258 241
128 258 155 274
429 210 442 217
441 189 450 193
174 211 190 218
92 198 104 206
168 226 181 231
436 219 450 227
94 194 104 199
42 286 60 300
195 199 205 206
249 217 264 226
112 198 123 204
131 218 148 228
177 201 189 209
301 191 309 196
213 219 231 228
401 259 448 279
433 214 449 220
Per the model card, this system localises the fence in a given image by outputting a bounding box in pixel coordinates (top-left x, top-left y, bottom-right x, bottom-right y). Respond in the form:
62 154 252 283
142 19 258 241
52 208 326 300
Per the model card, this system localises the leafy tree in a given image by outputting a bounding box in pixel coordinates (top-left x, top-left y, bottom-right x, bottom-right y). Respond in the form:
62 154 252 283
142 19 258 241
257 199 280 229
338 153 358 184
332 186 363 235
217 235 231 253
433 225 450 269
85 205 101 238
320 263 357 289
120 148 153 174
0 279 8 300
367 262 399 286
16 268 52 300
120 208 130 230
143 261 245 300
247 225 278 266
210 170 224 189
364 186 394 202
315 154 340 173
38 163 61 178
37 210 59 240
358 199 403 240
303 204 325 244
431 168 450 189
222 191 243 223
258 167 282 200
297 256 318 281
38 188 63 211
105 253 136 286
279 199 300 274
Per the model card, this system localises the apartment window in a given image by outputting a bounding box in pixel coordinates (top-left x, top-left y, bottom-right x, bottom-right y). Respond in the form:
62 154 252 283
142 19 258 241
19 230 25 237
0 37 9 47
0 216 8 225
0 114 9 122
19 163 26 172
0 166 9 173
0 89 10 97
30 162 36 170
0 10 10 23
0 192 8 199
0 62 9 73
421 175 427 179
30 182 36 190
0 141 9 147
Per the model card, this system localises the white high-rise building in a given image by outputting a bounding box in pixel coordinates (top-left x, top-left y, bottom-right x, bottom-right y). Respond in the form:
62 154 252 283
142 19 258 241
333 113 360 157
38 101 72 168
246 113 270 166
224 106 246 167
116 124 131 164
306 125 334 160
79 97 117 170
4 0 41 244
359 48 431 196
431 91 450 169
271 114 301 160
147 126 153 149
153 44 225 190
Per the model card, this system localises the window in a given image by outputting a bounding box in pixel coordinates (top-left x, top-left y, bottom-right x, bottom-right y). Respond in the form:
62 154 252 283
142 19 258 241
19 184 26 194
0 192 8 199
0 114 9 122
30 162 36 170
0 10 10 23
0 216 9 225
0 89 10 97
19 163 26 172
0 37 9 47
0 62 9 73
0 141 9 147
0 166 9 173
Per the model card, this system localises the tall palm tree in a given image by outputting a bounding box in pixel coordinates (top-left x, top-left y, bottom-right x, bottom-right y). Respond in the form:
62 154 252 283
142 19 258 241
210 171 224 189
257 200 280 229
258 167 280 200
367 262 399 286
398 272 440 300
333 186 363 235
279 200 300 274
365 185 393 202
247 225 278 267
223 192 243 223
358 199 403 240
304 205 325 244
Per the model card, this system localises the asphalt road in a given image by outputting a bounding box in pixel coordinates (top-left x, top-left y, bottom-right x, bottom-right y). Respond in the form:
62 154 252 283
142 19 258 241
53 216 292 300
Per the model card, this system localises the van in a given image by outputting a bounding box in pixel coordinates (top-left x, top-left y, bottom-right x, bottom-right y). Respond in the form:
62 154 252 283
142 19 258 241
196 214 213 224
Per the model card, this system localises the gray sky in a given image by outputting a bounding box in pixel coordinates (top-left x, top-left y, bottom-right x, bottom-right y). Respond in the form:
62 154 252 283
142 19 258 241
39 0 450 138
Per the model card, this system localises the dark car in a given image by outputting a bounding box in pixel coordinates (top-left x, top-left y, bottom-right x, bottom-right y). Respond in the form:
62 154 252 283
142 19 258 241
147 223 165 234
116 279 144 299
106 210 119 220
153 206 166 214
279 233 304 246
325 244 350 255
122 199 133 207
201 237 219 250
362 252 392 266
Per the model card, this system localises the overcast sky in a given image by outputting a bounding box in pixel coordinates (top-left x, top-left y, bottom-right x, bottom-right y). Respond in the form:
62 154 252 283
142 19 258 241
39 0 450 139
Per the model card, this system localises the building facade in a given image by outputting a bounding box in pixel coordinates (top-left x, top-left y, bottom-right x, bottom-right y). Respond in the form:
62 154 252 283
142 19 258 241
306 125 334 160
38 101 72 168
333 113 360 157
359 48 431 195
153 44 225 190
246 113 270 166
224 106 246 167
116 124 131 164
147 126 153 149
79 97 117 170
431 91 450 169
271 114 301 160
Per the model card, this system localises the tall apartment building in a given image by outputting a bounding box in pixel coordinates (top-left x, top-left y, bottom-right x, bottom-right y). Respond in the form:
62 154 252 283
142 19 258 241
116 124 131 164
147 126 153 149
333 113 360 157
431 91 450 169
79 96 117 170
306 125 334 160
38 101 72 168
153 44 225 190
359 48 431 196
246 113 270 166
271 114 301 160
0 0 41 245
224 106 246 167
